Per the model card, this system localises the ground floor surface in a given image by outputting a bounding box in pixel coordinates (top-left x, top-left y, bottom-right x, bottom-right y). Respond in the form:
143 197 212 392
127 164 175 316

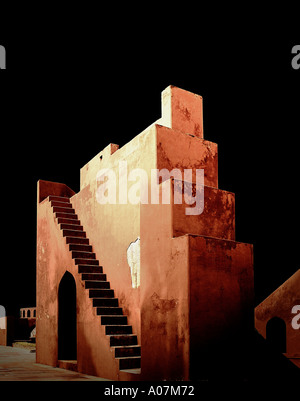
0 346 108 381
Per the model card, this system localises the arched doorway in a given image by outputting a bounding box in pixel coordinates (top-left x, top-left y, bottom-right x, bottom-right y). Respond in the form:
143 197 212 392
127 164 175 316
266 317 286 353
58 271 77 360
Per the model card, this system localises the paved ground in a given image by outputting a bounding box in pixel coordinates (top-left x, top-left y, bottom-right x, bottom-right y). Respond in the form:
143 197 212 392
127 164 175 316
0 346 108 381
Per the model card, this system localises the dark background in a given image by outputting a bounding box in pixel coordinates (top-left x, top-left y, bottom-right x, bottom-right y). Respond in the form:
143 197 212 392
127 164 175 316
0 13 299 383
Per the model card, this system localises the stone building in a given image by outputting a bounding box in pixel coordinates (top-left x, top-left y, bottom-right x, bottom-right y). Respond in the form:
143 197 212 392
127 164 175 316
36 85 254 380
0 305 36 345
255 269 300 368
20 307 36 319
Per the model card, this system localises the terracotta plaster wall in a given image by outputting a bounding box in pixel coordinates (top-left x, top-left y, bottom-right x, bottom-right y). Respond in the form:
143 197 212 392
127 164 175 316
140 182 253 380
0 330 5 345
72 125 158 344
189 235 254 353
172 180 235 240
38 180 76 203
36 197 67 367
156 124 218 188
36 184 120 380
159 85 204 139
140 181 190 380
255 269 300 358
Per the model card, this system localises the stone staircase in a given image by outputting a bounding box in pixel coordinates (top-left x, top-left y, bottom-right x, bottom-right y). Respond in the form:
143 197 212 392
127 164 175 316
49 195 141 371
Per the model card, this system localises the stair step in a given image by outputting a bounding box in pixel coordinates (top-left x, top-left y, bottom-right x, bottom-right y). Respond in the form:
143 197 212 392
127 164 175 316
53 206 75 214
85 281 110 289
101 315 127 325
56 212 78 220
72 251 96 260
109 334 138 346
93 298 119 307
89 289 114 298
57 217 81 225
49 195 70 203
105 325 132 335
113 345 141 358
118 356 141 370
81 273 106 281
60 223 83 231
96 307 122 315
63 230 86 238
57 360 77 371
75 258 98 265
66 237 89 245
78 265 103 274
51 201 73 208
69 243 92 252
52 200 141 365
